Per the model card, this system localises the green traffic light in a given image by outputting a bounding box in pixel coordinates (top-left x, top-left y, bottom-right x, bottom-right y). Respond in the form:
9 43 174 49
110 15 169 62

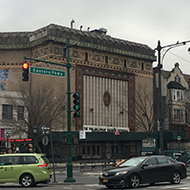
73 92 81 118
73 105 80 111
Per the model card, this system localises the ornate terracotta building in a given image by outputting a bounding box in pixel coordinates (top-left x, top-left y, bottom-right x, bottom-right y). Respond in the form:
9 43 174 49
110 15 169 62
0 23 158 158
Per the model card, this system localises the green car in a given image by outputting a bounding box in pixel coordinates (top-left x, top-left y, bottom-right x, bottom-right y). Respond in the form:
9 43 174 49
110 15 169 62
0 153 52 187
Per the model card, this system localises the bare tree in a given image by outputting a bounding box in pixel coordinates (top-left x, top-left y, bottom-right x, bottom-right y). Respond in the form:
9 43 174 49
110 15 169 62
117 84 157 136
134 85 155 135
2 81 67 152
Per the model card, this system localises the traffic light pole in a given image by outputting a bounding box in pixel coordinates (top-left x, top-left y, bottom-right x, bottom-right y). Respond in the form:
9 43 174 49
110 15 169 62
24 36 76 182
64 37 76 182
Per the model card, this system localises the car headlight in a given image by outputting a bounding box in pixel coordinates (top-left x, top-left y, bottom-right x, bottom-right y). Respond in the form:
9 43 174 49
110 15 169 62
115 171 128 176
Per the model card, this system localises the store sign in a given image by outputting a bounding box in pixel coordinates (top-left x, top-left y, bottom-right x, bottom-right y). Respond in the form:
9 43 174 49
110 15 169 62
9 139 33 143
79 131 86 139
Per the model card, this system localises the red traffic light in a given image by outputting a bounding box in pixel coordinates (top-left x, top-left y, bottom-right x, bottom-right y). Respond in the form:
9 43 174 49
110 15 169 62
22 62 29 70
22 62 29 81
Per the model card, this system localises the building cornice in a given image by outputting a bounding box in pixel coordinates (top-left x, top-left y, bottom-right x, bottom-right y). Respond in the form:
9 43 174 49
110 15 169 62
0 24 156 62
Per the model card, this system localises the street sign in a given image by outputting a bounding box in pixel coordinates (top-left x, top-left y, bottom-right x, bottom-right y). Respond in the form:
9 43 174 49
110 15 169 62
30 66 65 77
79 131 86 139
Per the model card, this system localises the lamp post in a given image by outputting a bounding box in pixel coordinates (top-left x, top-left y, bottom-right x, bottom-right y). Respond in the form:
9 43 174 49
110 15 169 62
155 40 190 154
33 125 37 152
177 135 181 151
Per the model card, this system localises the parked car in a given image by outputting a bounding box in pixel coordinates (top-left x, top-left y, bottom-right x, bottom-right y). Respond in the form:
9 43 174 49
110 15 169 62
175 151 190 165
99 155 187 189
0 153 52 187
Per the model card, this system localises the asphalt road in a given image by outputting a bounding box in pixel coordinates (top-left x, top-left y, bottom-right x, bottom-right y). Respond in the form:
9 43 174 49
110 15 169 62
0 165 190 189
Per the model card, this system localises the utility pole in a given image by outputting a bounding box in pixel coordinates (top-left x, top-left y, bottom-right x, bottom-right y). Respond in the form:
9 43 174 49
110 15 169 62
156 40 164 154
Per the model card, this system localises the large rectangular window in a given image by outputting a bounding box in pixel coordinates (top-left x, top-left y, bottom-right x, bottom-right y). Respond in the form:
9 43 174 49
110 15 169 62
2 105 13 120
18 106 24 120
173 90 183 101
174 109 184 121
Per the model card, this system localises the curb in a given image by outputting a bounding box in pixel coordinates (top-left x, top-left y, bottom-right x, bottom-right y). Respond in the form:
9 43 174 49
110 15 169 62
49 182 85 185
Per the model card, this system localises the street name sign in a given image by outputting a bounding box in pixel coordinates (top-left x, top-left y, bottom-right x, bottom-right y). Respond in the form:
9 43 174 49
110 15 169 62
30 66 65 77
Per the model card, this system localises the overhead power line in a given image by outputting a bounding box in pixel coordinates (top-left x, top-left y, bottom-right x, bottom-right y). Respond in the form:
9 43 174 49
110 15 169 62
168 51 190 64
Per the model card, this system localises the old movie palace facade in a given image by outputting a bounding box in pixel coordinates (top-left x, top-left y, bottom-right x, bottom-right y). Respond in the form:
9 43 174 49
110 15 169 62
0 23 172 159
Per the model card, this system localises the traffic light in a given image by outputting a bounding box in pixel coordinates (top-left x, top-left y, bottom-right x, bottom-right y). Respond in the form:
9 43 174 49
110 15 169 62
73 92 81 118
22 62 29 81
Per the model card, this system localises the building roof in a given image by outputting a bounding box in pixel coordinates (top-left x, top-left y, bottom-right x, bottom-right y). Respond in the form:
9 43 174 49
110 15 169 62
161 70 171 79
167 81 186 90
0 24 156 61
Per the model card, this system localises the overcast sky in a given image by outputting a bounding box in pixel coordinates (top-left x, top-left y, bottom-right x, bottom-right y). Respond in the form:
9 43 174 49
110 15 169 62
1 0 190 74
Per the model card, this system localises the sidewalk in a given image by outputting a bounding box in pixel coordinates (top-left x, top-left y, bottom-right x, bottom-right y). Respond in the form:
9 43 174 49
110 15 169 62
49 162 103 185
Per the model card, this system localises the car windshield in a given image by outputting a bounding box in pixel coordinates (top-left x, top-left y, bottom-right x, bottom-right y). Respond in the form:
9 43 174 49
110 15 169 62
118 157 146 167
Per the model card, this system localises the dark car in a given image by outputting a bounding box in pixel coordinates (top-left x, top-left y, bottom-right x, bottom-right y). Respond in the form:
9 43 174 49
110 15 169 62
99 155 187 189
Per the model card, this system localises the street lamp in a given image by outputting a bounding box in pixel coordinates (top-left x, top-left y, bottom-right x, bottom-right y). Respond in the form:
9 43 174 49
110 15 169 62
177 135 181 151
33 125 37 152
155 40 190 154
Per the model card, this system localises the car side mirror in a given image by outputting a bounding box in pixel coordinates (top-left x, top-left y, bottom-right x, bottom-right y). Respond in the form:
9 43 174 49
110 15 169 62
141 164 149 168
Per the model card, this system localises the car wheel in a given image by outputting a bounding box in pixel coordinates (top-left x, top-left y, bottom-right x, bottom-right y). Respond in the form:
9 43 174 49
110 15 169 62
20 174 35 187
171 172 181 184
129 174 140 188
